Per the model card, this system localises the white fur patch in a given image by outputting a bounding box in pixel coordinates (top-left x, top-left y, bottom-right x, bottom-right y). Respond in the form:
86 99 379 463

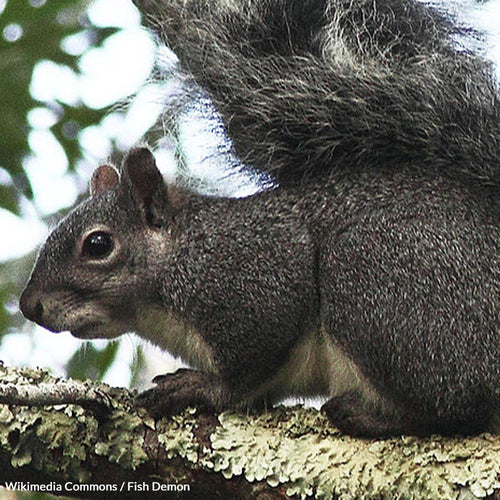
257 328 381 405
136 304 216 372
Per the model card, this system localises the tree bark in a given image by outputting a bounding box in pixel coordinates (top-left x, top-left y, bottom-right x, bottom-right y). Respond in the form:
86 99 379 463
0 364 498 500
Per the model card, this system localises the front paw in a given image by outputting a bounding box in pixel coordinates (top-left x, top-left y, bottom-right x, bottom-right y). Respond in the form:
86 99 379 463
136 368 216 418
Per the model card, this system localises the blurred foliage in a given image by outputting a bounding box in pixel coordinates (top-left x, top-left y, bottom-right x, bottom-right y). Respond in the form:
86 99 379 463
129 344 146 387
0 0 148 383
0 0 117 213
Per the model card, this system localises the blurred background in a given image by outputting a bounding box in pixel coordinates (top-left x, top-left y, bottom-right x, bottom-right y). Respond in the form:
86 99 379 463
0 0 500 414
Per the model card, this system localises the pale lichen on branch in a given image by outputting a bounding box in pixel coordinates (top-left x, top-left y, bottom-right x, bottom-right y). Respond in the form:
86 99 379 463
0 364 499 500
0 374 114 416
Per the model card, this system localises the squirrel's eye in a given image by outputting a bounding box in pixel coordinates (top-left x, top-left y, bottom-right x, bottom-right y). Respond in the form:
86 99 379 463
81 231 114 259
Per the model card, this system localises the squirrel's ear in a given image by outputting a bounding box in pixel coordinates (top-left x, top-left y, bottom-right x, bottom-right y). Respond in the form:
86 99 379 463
121 147 180 226
90 164 120 197
122 147 164 206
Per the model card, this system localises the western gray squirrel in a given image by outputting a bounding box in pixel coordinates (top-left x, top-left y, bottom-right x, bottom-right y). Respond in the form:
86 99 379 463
20 0 499 436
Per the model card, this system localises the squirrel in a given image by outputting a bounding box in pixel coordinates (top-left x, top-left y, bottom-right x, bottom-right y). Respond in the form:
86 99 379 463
20 0 499 437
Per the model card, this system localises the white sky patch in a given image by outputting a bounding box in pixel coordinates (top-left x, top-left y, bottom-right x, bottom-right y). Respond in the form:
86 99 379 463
79 124 114 162
87 0 141 28
28 107 59 129
30 61 80 106
435 0 500 79
61 31 93 56
153 146 178 183
25 130 78 215
0 209 47 261
473 0 500 80
79 28 155 109
0 328 81 378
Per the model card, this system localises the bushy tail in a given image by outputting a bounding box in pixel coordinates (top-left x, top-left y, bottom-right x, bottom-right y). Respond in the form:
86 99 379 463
136 0 500 190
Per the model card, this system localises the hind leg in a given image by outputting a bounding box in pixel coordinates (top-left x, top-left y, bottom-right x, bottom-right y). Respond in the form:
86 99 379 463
322 389 494 437
322 389 425 437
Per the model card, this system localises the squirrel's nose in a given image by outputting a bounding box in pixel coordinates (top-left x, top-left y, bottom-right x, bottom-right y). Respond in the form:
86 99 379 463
19 287 44 324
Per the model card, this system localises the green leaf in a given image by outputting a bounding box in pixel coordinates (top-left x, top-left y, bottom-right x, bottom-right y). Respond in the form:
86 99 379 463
129 345 146 388
0 183 19 213
66 341 120 381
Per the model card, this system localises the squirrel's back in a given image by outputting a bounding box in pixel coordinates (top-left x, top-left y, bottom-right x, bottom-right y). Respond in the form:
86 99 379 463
139 0 500 192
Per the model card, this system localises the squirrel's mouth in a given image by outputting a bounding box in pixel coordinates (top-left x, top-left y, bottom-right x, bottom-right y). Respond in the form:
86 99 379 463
71 319 126 340
71 322 104 339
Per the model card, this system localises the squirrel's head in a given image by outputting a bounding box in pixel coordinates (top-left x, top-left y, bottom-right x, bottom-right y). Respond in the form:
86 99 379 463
19 147 180 340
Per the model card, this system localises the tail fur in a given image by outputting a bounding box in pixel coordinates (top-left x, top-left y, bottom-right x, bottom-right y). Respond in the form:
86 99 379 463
136 0 500 190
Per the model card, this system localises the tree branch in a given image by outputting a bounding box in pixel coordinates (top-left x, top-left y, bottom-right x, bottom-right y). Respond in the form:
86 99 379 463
0 380 112 416
0 363 499 500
